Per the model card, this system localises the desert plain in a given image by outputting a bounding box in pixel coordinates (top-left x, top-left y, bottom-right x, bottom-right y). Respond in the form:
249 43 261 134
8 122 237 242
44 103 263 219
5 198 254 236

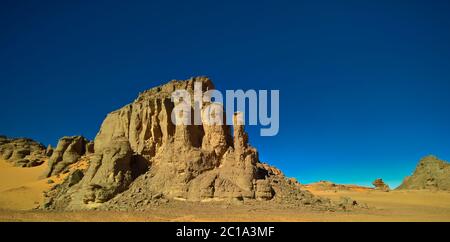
1 78 449 222
1 158 450 222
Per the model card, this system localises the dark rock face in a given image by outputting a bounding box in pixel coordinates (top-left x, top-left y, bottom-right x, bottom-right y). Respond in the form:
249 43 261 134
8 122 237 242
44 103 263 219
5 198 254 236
0 136 47 167
397 155 450 191
85 142 95 154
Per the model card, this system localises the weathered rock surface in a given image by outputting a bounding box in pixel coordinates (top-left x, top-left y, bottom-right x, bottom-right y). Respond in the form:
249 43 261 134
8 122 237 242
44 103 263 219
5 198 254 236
397 155 450 191
372 178 390 192
0 136 47 167
42 136 89 177
43 138 148 209
42 77 356 211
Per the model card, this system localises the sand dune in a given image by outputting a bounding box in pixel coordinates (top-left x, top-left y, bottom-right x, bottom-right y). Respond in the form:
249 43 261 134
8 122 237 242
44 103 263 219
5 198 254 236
0 159 47 191
0 159 62 210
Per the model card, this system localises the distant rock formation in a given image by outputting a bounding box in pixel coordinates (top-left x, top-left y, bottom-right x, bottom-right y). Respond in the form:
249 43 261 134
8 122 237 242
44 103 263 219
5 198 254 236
397 155 450 191
0 136 48 167
372 178 390 192
42 77 346 211
302 180 372 192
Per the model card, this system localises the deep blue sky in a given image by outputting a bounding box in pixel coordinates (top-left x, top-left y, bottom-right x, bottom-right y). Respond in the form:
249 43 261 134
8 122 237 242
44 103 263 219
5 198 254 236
1 0 450 187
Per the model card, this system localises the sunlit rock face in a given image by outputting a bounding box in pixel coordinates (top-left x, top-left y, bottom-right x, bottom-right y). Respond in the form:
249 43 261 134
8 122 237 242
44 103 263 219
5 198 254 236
44 77 286 210
397 155 450 191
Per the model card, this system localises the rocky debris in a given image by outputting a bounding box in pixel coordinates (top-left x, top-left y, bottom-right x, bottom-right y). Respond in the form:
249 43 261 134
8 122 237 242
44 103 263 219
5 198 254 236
103 170 354 212
397 155 450 191
372 178 390 192
42 77 360 211
286 177 301 186
67 169 84 187
255 179 274 200
42 136 89 177
261 176 359 211
258 162 284 177
0 136 48 167
337 197 360 210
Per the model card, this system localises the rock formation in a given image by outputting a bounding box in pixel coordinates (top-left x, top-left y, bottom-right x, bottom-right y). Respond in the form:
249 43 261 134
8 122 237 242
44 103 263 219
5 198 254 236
397 155 450 191
42 77 350 211
42 136 89 177
372 178 390 192
0 136 48 167
302 180 373 192
45 145 54 157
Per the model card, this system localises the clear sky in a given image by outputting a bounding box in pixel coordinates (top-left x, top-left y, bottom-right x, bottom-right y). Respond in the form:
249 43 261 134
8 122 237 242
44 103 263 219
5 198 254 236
1 0 450 188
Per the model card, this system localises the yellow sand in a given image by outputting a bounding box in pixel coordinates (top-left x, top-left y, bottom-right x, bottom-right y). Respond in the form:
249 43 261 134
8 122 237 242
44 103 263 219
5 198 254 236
1 158 450 221
0 159 64 210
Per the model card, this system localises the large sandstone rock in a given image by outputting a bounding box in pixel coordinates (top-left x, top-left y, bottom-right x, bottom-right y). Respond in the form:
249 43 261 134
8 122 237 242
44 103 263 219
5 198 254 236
0 136 47 167
397 155 450 191
43 77 346 211
43 136 89 177
372 178 390 192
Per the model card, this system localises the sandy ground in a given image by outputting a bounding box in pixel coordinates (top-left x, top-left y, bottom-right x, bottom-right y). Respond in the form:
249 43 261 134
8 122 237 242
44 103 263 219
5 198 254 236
0 159 67 210
1 159 450 222
0 159 50 210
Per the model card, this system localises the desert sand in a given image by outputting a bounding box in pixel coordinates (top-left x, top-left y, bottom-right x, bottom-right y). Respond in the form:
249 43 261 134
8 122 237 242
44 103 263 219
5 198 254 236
0 159 67 211
1 158 450 222
0 159 50 210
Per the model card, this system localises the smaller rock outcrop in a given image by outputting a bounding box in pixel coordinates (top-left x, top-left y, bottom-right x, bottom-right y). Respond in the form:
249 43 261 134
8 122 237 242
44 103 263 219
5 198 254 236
42 136 89 177
397 155 450 191
42 138 149 210
372 178 390 192
302 181 372 192
45 145 54 157
0 136 48 167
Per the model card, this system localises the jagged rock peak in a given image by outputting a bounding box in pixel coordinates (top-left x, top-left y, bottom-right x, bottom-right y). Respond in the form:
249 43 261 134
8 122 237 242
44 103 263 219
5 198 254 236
134 76 214 102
